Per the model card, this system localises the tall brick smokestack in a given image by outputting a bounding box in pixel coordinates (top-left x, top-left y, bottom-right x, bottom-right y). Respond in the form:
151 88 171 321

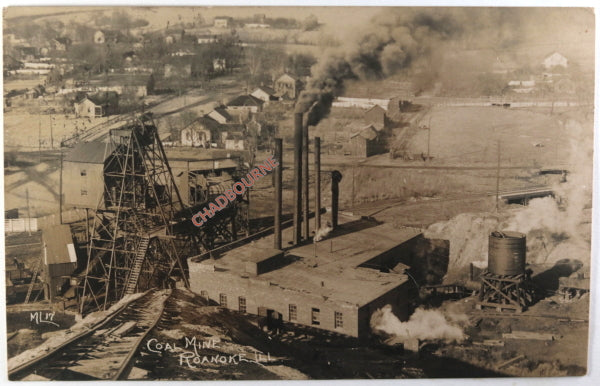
293 113 303 245
274 138 283 250
314 137 321 231
302 117 309 239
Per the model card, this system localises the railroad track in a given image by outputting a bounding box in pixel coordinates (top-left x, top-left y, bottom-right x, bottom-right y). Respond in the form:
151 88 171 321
8 289 172 381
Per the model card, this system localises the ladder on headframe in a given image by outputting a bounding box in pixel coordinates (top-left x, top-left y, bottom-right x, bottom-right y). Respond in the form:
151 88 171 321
24 254 44 304
124 236 150 295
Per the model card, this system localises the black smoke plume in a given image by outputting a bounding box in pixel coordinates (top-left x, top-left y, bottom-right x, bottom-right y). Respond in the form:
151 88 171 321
295 7 527 124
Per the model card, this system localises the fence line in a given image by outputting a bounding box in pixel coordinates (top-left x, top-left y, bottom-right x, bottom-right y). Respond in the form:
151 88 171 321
5 208 91 234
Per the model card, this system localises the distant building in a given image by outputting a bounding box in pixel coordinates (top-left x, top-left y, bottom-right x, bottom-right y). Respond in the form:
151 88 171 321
94 30 105 44
14 46 38 61
75 92 119 118
364 104 388 131
207 107 233 124
197 34 218 44
508 80 536 93
245 23 270 29
52 37 72 51
180 117 219 147
213 58 227 72
274 74 303 99
349 125 386 157
214 17 231 28
251 86 279 104
227 94 264 114
543 52 568 69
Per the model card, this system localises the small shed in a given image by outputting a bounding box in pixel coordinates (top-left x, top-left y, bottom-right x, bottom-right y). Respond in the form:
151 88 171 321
42 225 77 300
349 125 385 157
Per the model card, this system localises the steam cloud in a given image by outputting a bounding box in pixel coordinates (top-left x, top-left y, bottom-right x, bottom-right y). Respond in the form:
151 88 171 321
296 8 527 124
371 305 467 343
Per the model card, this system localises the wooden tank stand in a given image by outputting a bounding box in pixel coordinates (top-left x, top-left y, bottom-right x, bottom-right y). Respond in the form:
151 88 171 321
476 271 534 312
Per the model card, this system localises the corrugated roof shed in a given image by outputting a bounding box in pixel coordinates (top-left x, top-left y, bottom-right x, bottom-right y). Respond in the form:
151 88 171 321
64 140 117 163
43 225 77 265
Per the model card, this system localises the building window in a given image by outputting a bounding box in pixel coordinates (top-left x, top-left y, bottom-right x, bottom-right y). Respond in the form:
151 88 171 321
80 169 87 176
334 311 343 329
219 293 227 308
238 296 246 313
81 189 88 196
311 308 320 325
200 290 208 301
289 304 297 321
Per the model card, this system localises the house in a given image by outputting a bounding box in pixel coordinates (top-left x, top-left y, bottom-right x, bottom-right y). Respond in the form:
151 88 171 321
75 92 119 118
94 30 105 44
226 94 264 114
207 107 233 124
364 104 388 131
349 125 385 157
180 117 219 147
214 17 232 28
543 52 568 69
224 132 245 150
42 225 78 301
251 86 280 104
52 37 72 51
274 73 303 99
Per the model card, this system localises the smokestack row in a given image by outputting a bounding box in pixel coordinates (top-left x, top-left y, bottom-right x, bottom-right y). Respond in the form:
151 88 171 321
275 114 333 249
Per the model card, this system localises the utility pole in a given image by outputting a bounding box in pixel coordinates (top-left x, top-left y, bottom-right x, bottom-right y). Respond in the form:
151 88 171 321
50 115 54 150
26 187 31 236
38 119 42 162
59 149 63 224
495 140 501 212
427 116 432 158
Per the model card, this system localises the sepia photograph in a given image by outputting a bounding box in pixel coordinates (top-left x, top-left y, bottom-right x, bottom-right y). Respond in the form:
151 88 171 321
2 4 596 381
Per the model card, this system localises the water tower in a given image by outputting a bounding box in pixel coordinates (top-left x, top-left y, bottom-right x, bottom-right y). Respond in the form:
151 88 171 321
477 231 535 312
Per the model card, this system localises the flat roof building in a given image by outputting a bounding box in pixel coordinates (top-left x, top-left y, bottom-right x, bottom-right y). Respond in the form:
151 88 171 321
188 215 424 339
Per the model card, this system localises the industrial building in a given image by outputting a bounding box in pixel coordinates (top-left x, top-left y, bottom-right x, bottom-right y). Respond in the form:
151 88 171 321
189 217 423 339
